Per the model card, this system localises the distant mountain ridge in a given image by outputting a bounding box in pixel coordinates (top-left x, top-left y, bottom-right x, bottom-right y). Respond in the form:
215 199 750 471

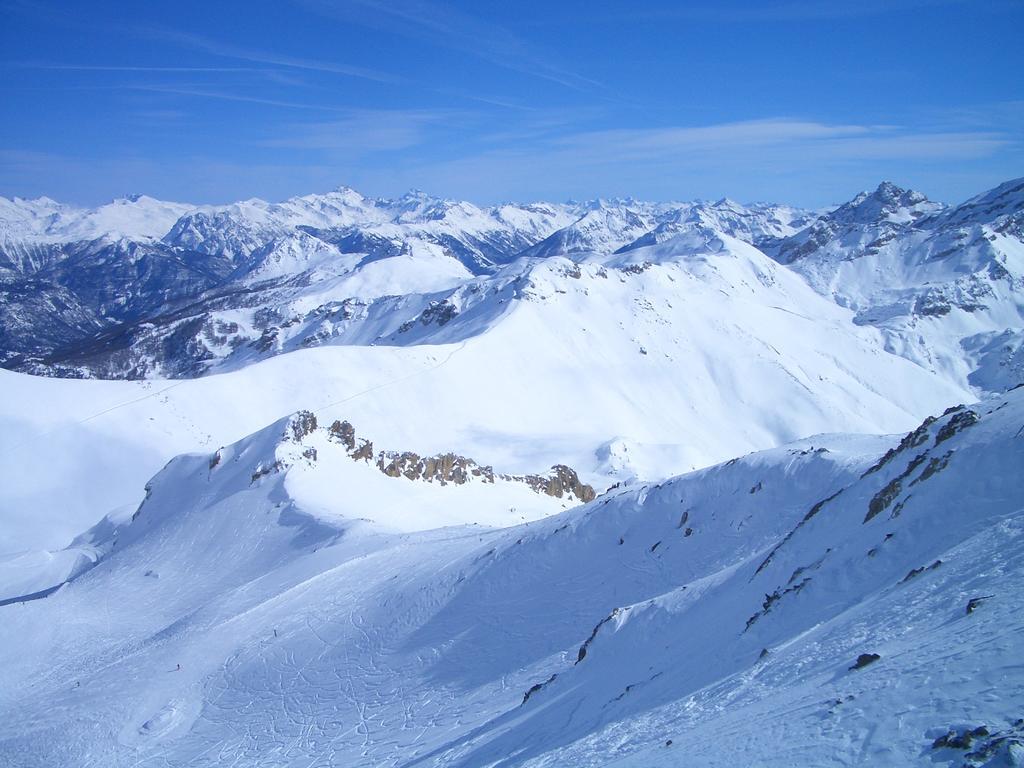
1 179 1021 396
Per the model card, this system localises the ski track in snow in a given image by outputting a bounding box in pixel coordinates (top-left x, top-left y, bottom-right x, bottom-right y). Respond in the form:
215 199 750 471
312 341 468 417
0 391 1020 766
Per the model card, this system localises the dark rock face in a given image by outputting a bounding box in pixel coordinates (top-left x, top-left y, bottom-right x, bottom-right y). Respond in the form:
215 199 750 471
744 577 812 631
320 418 595 502
866 477 903 523
861 405 979 524
935 409 979 444
862 416 936 478
849 653 881 670
576 607 622 664
491 462 598 505
328 420 357 451
553 464 596 502
288 412 318 442
966 595 993 614
929 719 1024 763
327 419 373 460
516 464 596 503
902 559 942 583
932 725 989 750
418 300 459 327
521 673 558 705
376 451 495 486
910 452 952 486
251 460 285 483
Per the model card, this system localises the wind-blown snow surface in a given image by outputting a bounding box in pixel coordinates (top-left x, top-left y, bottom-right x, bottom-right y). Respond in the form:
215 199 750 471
1 389 1021 767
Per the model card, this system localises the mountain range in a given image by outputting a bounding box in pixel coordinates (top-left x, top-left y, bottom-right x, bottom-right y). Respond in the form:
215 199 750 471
1 180 1020 394
1 177 1022 767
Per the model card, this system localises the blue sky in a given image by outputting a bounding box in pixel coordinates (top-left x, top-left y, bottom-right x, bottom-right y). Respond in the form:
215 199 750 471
1 0 1022 207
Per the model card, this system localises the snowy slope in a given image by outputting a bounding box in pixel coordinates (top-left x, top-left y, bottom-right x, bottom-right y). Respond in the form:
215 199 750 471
1 387 1020 767
0 227 971 554
3 177 1022 768
447 391 1024 768
1 179 1021 539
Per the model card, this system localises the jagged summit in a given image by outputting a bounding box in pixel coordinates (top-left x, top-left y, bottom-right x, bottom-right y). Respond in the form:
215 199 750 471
581 196 640 211
764 181 941 266
830 180 942 226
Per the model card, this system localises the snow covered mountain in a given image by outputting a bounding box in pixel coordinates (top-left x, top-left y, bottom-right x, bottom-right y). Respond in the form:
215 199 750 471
1 176 1023 766
0 193 193 246
762 179 1024 392
617 197 815 252
2 179 1021 398
0 229 972 554
2 178 1021 546
2 383 1020 766
0 187 580 373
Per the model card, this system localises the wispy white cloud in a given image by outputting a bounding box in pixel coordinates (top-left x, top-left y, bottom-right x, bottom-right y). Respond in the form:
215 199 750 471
105 84 351 112
256 109 462 151
3 7 402 85
3 116 1019 208
8 62 272 73
134 26 403 84
359 117 1020 204
542 119 1011 163
2 1 577 110
552 119 873 158
295 0 604 93
600 0 989 23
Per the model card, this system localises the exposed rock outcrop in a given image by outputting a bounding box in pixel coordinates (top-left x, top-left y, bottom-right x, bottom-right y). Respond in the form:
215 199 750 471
270 414 596 504
377 450 495 485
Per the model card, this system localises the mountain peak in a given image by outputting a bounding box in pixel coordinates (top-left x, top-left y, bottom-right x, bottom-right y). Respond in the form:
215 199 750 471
583 196 637 212
873 179 904 197
872 180 929 207
831 181 939 226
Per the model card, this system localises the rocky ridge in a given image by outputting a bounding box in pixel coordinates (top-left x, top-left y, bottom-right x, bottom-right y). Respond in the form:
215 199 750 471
244 411 596 504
